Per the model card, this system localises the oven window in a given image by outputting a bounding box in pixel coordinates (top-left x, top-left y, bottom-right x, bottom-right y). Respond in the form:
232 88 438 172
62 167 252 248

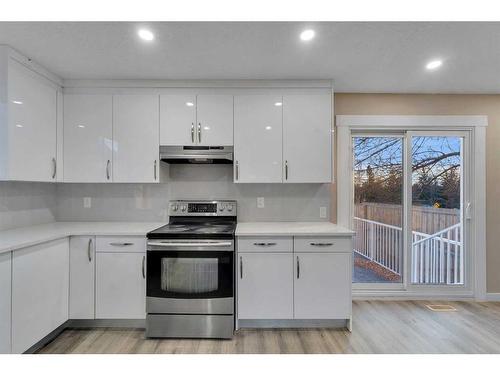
161 258 218 293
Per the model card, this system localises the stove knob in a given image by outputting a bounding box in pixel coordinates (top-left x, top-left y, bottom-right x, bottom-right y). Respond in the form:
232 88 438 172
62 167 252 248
227 204 233 212
219 205 225 212
181 205 187 212
171 204 178 212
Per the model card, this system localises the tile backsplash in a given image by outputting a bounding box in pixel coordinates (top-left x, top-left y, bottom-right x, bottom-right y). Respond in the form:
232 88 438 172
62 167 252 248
0 181 57 230
56 164 331 222
1 165 331 229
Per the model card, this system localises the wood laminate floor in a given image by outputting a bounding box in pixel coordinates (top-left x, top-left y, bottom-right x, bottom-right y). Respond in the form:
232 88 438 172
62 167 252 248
37 300 500 354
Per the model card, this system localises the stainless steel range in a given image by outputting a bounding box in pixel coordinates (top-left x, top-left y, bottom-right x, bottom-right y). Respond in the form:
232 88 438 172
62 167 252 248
145 200 236 339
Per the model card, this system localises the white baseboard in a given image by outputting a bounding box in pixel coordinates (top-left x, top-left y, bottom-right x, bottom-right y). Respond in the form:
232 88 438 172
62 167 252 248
486 293 500 301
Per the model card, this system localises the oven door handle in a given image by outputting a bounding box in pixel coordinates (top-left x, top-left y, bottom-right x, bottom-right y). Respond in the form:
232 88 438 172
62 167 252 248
147 241 233 247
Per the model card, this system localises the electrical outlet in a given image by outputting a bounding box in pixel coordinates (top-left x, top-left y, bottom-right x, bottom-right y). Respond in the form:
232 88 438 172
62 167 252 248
83 197 92 208
257 197 265 208
320 206 327 218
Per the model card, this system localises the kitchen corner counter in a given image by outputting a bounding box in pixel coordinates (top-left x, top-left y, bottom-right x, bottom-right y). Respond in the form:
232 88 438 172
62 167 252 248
235 222 354 236
0 221 166 254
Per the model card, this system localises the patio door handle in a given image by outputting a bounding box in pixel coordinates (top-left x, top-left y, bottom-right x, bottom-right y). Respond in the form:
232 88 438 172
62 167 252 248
465 202 472 220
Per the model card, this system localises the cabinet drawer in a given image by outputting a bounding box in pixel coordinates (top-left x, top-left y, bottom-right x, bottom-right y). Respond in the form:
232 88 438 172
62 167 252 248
96 236 146 253
237 237 292 252
294 236 351 253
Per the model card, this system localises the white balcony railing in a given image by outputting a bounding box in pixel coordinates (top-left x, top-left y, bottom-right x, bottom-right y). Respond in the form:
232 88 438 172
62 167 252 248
353 217 463 284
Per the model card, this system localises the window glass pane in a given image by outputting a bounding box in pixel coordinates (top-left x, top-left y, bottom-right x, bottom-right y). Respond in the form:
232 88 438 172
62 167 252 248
411 136 463 285
353 136 403 283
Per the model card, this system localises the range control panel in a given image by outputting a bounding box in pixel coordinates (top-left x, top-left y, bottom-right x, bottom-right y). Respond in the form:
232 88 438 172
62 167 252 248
169 200 237 216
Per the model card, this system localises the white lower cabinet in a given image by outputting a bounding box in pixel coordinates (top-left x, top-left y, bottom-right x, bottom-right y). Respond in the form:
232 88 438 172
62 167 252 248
237 253 293 319
11 238 69 353
237 235 352 323
69 236 95 319
0 252 12 353
294 252 351 319
95 252 146 319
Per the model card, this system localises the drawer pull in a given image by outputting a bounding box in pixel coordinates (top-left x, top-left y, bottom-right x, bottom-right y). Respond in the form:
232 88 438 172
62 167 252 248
253 242 277 247
310 242 334 247
109 242 134 247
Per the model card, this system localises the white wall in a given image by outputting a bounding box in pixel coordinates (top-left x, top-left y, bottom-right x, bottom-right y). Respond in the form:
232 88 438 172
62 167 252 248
0 181 57 230
56 164 330 222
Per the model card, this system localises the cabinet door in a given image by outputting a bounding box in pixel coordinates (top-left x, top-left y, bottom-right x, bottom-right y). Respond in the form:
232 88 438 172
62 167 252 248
11 238 69 353
113 95 159 183
234 95 283 183
69 236 95 319
237 252 293 319
160 94 196 146
95 252 146 319
64 95 113 182
0 252 11 353
283 94 332 183
7 59 57 182
196 95 233 146
294 252 351 319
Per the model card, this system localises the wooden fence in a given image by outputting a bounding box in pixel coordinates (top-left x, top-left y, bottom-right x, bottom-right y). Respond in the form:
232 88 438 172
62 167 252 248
354 202 460 235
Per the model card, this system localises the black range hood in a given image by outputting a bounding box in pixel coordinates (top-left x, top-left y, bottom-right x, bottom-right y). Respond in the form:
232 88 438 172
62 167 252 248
160 146 233 164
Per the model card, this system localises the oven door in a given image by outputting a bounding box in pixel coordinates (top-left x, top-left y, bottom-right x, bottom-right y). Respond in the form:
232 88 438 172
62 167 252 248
146 239 234 314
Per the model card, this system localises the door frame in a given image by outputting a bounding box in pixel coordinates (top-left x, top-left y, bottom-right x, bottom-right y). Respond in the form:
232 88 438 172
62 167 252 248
336 115 487 300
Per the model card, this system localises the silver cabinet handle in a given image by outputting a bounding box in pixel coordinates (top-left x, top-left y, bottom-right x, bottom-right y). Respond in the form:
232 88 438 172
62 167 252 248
297 256 300 279
154 160 157 180
191 123 195 143
106 160 111 180
87 238 93 262
240 256 243 279
235 161 239 181
142 255 146 279
109 242 134 246
197 122 201 143
310 242 334 247
51 158 57 179
285 160 288 180
253 242 277 247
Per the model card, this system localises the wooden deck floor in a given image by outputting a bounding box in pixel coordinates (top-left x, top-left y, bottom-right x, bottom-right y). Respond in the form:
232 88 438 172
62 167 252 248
37 300 500 354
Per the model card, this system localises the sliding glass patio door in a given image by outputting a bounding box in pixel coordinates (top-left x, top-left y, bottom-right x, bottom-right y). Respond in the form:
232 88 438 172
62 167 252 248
352 134 405 285
407 132 468 287
352 131 470 292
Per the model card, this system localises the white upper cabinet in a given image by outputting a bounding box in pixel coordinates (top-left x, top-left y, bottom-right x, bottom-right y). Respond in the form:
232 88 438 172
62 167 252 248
160 94 196 145
160 94 233 146
234 95 283 183
2 59 58 182
112 95 159 183
196 95 233 146
64 95 113 182
283 94 332 183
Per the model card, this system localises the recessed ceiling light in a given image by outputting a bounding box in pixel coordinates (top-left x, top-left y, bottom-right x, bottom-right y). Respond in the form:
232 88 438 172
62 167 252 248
78 125 85 128
15 124 23 128
265 126 272 130
274 102 282 107
186 102 194 107
300 29 315 42
426 59 443 70
12 100 23 105
138 29 155 42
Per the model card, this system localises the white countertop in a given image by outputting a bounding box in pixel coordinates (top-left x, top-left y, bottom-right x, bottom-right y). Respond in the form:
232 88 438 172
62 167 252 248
0 221 165 254
235 222 354 236
0 221 354 254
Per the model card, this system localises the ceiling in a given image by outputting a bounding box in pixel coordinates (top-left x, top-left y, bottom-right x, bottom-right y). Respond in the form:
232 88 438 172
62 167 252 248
0 22 499 93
